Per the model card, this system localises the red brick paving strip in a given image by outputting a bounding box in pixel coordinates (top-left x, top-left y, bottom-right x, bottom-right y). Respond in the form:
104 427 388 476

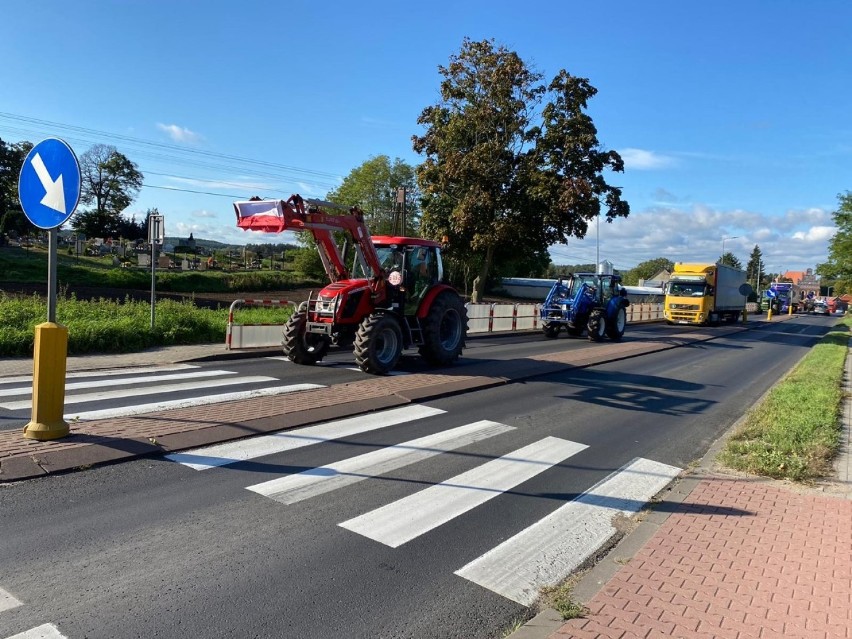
550 477 852 639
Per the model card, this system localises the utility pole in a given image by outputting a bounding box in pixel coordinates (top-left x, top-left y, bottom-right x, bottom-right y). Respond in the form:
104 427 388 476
395 187 407 236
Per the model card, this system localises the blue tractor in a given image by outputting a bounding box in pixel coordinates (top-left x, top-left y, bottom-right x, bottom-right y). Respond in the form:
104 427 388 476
540 273 630 341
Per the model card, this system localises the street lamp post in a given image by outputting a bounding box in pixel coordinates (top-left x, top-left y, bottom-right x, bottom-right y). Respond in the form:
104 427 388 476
721 235 739 261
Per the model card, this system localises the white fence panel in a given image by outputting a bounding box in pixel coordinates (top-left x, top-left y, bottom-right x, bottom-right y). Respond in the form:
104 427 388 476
491 304 515 331
466 303 492 334
228 325 284 350
515 304 540 331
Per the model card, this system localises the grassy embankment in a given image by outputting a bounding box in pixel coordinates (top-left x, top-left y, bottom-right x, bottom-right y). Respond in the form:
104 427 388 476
719 315 851 481
0 246 310 357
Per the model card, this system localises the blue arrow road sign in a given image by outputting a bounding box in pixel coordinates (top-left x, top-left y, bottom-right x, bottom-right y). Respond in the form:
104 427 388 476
18 138 81 229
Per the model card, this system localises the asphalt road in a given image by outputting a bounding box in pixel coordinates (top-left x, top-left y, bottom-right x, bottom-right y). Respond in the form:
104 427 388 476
0 315 839 639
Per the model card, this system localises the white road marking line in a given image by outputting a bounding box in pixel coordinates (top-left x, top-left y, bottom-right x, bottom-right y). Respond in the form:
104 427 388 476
64 384 323 421
247 420 515 504
0 586 22 612
269 356 409 375
167 404 446 470
5 624 68 639
455 457 682 606
0 364 198 385
0 369 235 397
1 376 278 411
340 437 588 548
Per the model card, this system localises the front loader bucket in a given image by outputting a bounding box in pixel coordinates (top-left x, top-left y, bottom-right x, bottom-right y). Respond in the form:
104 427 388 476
234 199 288 233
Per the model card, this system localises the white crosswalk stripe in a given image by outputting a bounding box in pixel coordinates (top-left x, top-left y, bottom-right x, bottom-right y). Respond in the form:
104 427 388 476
167 404 446 470
2 375 279 411
247 420 515 504
171 404 681 607
0 587 22 613
454 457 682 605
4 624 67 639
0 366 322 423
64 383 322 421
0 369 235 398
339 436 588 548
268 356 410 375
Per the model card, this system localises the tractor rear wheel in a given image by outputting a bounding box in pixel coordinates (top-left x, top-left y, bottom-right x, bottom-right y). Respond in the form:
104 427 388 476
606 307 627 341
282 311 330 364
354 313 403 375
418 292 467 366
587 309 607 342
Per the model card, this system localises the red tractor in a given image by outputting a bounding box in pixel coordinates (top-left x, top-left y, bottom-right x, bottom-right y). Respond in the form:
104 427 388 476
234 194 468 375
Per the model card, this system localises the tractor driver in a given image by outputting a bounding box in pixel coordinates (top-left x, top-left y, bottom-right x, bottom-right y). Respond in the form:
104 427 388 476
406 247 435 301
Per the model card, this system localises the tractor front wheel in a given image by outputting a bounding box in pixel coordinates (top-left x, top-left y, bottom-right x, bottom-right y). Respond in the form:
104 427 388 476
587 309 607 342
282 312 330 364
354 313 403 375
543 323 560 339
606 307 627 341
419 292 468 366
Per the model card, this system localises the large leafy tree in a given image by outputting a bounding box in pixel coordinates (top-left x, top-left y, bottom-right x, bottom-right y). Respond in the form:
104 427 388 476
622 257 674 286
413 38 629 301
817 192 852 294
0 137 35 241
72 144 143 238
327 155 419 236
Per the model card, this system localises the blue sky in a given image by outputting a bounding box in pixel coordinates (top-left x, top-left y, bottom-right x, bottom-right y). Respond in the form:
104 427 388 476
2 1 849 274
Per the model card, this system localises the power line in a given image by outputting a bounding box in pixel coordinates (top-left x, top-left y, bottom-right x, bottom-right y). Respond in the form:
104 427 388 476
0 112 344 180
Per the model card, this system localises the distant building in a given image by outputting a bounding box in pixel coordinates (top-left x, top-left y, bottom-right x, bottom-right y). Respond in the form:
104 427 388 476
639 269 671 289
783 268 820 300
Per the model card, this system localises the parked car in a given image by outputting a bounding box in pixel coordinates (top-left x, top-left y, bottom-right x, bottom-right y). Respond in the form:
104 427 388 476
813 301 830 315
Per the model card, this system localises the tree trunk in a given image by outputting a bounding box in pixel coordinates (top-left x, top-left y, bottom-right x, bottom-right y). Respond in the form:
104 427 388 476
470 244 494 303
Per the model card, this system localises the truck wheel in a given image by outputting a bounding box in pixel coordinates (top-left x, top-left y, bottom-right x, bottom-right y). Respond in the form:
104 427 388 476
282 311 330 364
354 313 403 375
587 309 606 342
543 323 560 339
419 292 468 366
606 307 627 340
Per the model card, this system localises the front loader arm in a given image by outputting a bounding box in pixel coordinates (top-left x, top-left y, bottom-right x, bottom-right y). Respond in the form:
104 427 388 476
234 194 385 288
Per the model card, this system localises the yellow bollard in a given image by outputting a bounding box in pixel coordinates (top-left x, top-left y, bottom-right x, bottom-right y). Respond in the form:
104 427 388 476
788 302 793 316
24 322 70 440
767 307 773 321
742 308 748 323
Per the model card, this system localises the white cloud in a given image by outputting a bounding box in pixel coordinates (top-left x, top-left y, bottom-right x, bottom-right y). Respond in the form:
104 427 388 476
792 226 835 242
191 209 218 219
548 202 833 272
617 148 677 170
157 123 203 144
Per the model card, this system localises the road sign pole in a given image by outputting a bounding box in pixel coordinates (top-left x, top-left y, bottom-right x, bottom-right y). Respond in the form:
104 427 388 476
47 228 58 322
18 138 81 441
151 240 157 330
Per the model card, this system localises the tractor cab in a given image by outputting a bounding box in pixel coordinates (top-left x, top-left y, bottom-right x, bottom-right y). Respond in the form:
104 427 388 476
370 237 443 314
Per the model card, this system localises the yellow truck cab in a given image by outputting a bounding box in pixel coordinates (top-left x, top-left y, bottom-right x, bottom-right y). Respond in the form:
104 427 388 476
664 262 746 326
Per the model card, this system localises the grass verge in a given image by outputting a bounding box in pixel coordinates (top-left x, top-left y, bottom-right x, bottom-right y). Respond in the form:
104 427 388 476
0 293 293 357
718 316 851 481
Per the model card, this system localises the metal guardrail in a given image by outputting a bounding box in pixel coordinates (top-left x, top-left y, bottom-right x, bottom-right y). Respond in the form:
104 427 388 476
224 300 666 349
